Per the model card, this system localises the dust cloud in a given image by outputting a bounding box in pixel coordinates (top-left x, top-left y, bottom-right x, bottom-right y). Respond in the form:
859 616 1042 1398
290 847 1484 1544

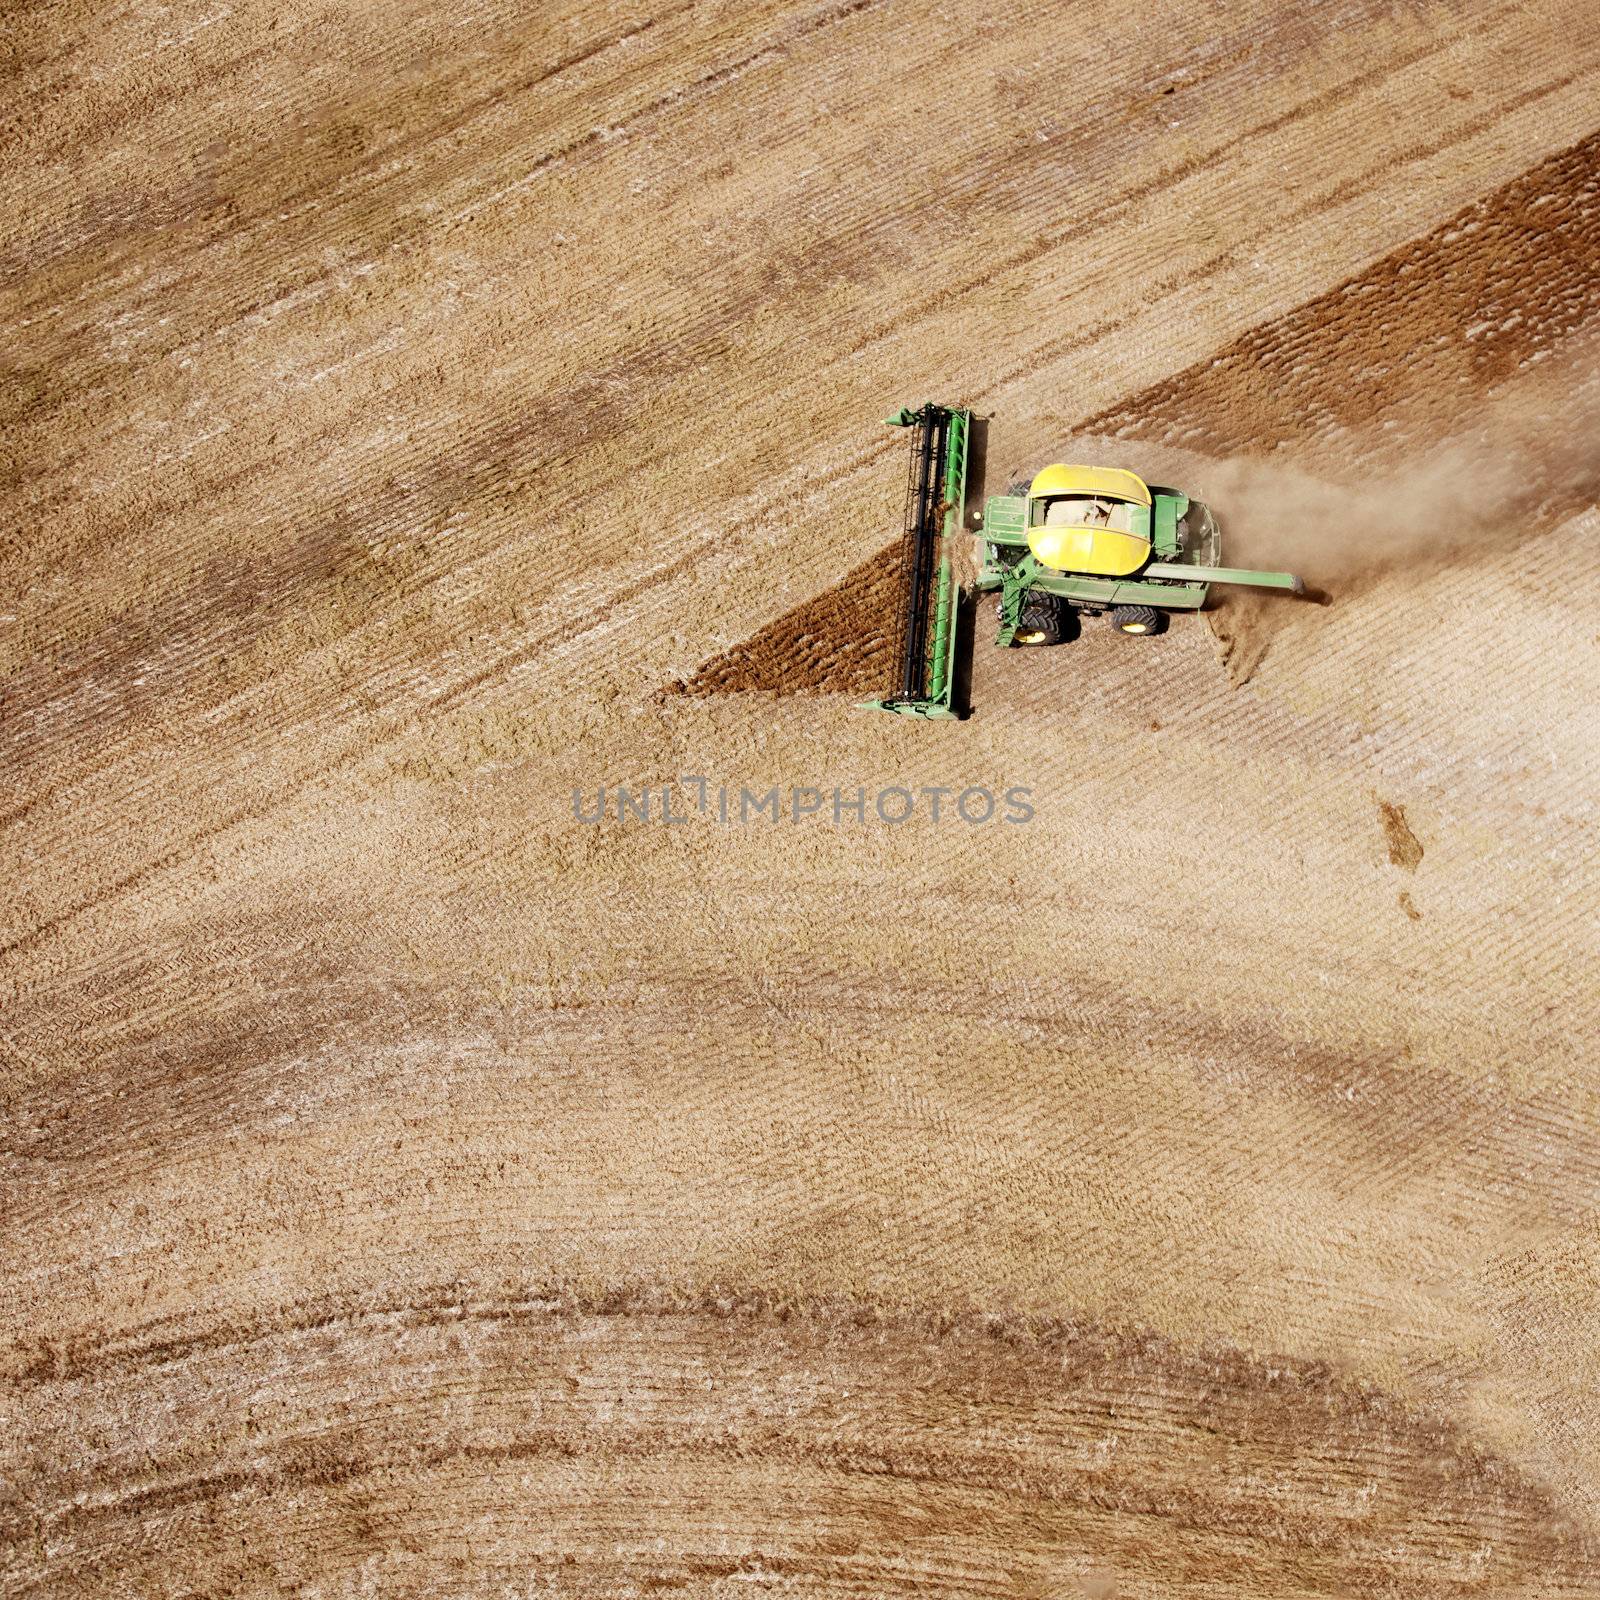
1052 351 1600 588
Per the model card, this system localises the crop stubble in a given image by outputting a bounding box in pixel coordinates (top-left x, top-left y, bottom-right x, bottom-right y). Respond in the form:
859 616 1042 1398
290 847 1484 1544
4 0 1600 1595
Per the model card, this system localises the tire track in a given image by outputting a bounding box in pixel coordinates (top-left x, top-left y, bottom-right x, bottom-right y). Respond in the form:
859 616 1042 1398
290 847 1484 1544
5 1287 1594 1598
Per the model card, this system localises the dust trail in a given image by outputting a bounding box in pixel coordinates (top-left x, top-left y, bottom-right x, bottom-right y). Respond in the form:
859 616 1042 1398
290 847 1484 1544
1047 347 1600 590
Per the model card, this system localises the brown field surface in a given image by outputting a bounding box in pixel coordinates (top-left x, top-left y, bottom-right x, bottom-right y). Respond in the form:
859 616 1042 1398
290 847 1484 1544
4 1 1600 1595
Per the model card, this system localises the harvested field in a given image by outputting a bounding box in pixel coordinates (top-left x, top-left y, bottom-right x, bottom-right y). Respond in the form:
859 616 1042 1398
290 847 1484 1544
1085 130 1600 461
4 1 1600 1597
666 543 905 697
10 1291 1597 1597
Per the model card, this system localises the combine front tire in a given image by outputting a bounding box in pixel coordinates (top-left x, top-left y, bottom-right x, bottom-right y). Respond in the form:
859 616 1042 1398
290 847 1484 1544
1000 593 1063 646
1110 605 1162 636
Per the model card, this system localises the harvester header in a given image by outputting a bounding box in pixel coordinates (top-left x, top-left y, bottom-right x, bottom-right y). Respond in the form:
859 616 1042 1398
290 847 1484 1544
856 402 971 719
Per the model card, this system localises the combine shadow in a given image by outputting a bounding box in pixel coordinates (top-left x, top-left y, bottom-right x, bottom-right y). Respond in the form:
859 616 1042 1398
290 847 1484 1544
951 586 1089 718
947 413 991 718
963 414 991 526
952 586 979 717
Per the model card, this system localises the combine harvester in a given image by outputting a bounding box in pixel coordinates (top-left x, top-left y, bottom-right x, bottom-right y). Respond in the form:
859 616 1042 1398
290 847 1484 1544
861 402 1305 719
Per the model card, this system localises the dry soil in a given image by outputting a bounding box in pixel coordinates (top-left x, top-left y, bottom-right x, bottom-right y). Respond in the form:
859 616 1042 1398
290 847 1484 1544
4 2 1600 1596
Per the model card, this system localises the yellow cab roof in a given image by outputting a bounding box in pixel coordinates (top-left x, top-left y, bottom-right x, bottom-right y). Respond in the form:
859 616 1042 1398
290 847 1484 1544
1023 464 1154 575
1028 464 1152 504
1027 526 1151 576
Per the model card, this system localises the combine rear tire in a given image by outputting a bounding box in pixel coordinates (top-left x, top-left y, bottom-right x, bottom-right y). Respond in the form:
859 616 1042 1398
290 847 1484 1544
1110 605 1162 636
999 593 1062 646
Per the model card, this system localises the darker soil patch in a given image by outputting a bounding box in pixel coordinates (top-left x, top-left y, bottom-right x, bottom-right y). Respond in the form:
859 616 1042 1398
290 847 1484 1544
664 542 905 697
1379 799 1425 871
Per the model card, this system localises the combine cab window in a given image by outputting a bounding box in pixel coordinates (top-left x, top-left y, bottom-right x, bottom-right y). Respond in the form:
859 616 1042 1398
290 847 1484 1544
1030 495 1120 528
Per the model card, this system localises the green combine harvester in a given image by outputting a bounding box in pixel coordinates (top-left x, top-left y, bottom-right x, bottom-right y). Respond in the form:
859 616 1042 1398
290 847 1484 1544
860 402 1305 718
